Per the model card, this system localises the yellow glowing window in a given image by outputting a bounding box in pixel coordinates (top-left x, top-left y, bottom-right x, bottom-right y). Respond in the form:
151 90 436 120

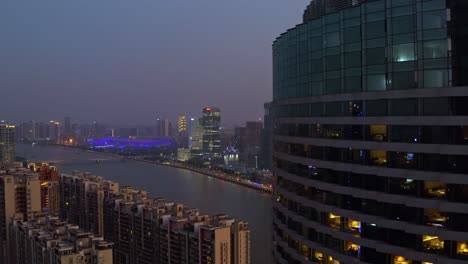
393 256 412 264
314 252 323 261
422 235 444 250
457 242 468 255
327 256 340 264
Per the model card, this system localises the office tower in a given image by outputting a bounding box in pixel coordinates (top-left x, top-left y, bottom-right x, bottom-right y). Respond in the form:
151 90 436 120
187 118 196 147
155 118 173 137
178 115 187 133
0 123 15 166
260 102 273 170
0 168 42 263
190 118 204 159
103 186 251 264
236 122 263 169
10 214 113 264
201 107 222 161
64 116 71 134
177 115 189 147
28 163 60 214
59 172 119 237
273 0 468 263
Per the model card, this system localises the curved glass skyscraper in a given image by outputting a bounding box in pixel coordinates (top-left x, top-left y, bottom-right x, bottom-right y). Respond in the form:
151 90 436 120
272 0 468 263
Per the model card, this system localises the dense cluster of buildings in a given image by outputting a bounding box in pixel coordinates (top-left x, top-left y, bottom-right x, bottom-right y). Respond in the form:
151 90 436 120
60 171 250 264
272 0 468 263
0 159 251 264
0 164 105 264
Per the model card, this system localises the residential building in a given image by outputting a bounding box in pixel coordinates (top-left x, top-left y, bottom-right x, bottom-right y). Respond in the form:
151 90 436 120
0 123 15 166
59 172 119 237
273 0 468 263
28 163 60 214
56 177 251 264
10 213 113 264
0 168 41 263
49 121 60 143
103 186 251 264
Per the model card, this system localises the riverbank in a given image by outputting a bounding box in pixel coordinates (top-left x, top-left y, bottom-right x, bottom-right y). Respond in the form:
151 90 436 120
45 145 272 194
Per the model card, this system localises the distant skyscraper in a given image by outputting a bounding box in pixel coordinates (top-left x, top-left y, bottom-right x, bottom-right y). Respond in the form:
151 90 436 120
155 118 172 137
260 102 273 170
177 115 187 133
190 118 204 158
201 107 221 160
273 1 468 263
64 116 71 134
236 122 262 169
0 123 15 165
49 121 60 143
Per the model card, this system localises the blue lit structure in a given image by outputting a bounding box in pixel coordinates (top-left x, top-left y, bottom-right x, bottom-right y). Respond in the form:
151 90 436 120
88 138 173 149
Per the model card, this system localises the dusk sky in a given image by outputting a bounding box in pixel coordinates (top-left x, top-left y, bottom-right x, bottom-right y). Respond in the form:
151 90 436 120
1 0 308 126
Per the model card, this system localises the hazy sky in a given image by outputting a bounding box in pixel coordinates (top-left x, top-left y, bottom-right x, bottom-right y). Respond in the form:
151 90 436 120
1 0 308 126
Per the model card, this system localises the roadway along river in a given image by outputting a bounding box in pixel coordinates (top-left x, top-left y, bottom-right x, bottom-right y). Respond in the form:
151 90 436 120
17 144 273 264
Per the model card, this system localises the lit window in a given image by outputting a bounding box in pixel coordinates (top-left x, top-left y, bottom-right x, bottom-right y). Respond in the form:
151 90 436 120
328 213 341 229
457 242 468 255
393 256 412 264
422 235 444 253
393 43 415 62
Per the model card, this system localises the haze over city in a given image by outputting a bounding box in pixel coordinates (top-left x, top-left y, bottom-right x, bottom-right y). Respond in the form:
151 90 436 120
1 0 308 125
3 0 468 264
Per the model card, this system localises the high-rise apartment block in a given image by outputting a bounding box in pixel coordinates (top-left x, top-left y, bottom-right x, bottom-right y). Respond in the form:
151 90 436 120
273 0 468 263
10 213 113 264
0 167 42 263
201 107 222 160
28 163 60 214
59 172 119 237
61 172 251 264
0 123 15 166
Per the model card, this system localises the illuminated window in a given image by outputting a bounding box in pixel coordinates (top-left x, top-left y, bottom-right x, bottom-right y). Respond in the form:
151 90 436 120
369 150 387 165
346 242 360 256
314 251 323 262
424 209 447 228
327 256 340 264
369 125 387 141
422 235 444 253
393 256 412 264
301 245 311 259
347 219 361 235
457 242 468 255
328 213 341 229
393 43 415 62
424 182 446 199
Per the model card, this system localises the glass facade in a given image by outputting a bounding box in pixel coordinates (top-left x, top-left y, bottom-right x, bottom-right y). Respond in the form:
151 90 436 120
272 0 468 263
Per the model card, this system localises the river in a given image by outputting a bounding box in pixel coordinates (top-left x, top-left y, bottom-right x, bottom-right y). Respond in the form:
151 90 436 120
17 144 272 264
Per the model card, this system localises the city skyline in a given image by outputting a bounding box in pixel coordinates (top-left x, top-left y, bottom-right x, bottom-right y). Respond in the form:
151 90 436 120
0 0 308 125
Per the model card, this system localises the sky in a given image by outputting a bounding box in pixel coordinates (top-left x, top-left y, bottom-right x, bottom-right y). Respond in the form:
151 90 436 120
1 0 309 126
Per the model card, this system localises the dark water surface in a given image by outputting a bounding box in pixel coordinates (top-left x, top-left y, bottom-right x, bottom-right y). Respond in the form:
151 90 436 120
18 144 272 264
